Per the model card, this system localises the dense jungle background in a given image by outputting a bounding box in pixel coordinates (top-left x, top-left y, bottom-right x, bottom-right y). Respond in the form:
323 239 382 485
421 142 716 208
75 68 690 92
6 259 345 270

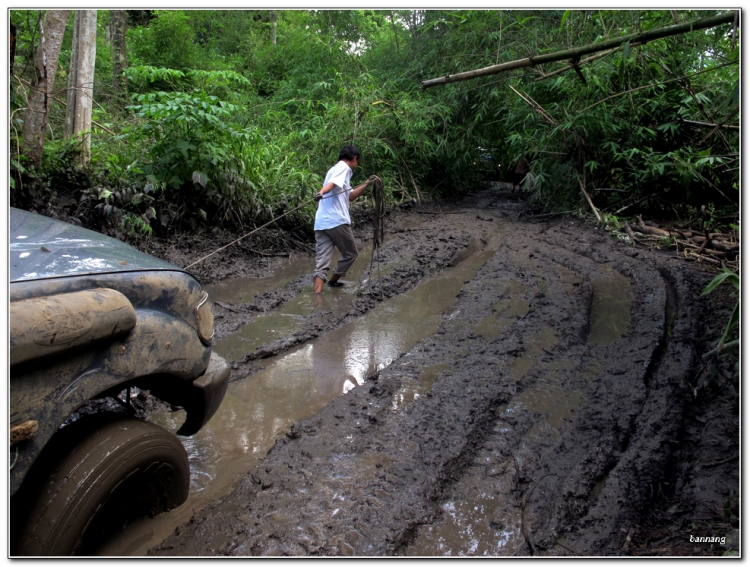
10 9 739 240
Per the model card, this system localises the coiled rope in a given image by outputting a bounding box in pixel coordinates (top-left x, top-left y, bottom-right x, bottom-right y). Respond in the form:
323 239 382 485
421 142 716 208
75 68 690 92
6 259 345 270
365 176 386 299
370 176 386 250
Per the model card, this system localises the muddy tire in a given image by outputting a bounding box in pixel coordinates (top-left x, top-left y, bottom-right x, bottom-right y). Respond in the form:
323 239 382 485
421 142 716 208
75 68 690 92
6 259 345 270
13 416 189 556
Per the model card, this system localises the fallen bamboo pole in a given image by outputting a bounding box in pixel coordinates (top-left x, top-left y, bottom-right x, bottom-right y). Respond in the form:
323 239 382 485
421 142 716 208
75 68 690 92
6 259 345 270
421 12 736 89
534 46 624 82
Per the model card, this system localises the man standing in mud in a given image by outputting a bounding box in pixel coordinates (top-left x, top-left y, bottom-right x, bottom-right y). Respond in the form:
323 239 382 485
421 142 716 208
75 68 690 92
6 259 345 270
313 145 379 294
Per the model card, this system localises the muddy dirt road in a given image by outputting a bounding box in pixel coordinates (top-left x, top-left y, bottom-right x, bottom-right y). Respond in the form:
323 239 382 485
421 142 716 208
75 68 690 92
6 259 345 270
105 184 738 556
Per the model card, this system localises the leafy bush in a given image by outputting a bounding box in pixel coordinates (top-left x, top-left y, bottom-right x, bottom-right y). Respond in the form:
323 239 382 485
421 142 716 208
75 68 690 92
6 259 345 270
127 90 243 190
128 10 201 70
697 264 739 394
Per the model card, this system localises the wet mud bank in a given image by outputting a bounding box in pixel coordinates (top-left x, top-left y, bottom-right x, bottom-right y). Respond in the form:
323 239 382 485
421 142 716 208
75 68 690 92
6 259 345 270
149 184 737 556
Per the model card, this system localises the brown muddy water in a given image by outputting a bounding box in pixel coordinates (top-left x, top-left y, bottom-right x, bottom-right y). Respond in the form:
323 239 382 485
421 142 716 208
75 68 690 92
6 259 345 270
210 245 404 363
94 243 493 556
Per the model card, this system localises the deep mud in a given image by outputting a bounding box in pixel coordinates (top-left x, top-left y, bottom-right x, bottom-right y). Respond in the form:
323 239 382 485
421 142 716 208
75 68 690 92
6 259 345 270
139 184 737 557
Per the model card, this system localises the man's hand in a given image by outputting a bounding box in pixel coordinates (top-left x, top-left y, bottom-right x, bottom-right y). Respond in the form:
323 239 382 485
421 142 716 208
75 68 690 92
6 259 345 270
313 193 323 202
367 175 381 186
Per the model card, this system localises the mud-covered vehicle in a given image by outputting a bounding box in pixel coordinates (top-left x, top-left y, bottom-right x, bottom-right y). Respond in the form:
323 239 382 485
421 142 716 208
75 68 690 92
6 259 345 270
9 207 230 556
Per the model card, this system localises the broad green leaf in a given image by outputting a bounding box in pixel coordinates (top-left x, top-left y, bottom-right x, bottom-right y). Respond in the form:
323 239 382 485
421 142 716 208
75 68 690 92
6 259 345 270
701 269 739 296
560 10 571 28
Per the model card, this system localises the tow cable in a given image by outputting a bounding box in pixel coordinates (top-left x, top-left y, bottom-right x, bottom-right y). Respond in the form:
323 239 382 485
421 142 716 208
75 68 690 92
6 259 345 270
184 180 386 277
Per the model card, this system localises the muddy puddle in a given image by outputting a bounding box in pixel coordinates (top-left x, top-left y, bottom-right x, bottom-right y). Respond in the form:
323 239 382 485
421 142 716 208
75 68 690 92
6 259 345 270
588 266 632 345
209 243 404 363
95 241 493 556
207 253 316 304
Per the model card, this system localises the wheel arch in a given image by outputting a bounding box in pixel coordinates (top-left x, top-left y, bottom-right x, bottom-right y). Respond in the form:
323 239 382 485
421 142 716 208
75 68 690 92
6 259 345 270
10 310 211 497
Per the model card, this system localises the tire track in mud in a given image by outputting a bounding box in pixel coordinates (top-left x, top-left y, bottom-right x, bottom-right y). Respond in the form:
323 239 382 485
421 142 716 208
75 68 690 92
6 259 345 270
151 189 708 556
522 228 696 556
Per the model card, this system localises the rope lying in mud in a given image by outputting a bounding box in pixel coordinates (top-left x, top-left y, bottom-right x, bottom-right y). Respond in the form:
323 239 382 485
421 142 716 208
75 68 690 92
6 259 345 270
183 189 348 270
371 176 386 250
365 176 386 299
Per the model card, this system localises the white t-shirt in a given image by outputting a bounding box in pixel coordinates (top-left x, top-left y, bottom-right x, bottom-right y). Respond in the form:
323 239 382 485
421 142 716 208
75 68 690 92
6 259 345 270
314 160 353 230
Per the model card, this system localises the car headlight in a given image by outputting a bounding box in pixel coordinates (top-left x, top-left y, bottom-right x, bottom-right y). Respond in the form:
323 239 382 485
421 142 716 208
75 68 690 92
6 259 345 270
195 291 214 345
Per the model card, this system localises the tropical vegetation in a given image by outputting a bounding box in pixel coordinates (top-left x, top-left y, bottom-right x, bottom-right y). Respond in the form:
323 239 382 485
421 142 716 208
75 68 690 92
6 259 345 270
10 10 739 237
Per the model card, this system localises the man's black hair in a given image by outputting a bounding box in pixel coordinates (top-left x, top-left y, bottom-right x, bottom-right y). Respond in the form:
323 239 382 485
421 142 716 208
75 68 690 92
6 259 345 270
339 145 361 162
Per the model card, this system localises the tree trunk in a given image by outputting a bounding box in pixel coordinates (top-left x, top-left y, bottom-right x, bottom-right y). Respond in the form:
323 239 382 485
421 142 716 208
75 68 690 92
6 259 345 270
65 10 97 166
269 10 277 45
111 10 128 99
20 10 70 168
10 22 16 77
389 12 400 53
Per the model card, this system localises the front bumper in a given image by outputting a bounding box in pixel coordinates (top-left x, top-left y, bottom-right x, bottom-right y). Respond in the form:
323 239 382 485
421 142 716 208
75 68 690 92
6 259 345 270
176 352 230 436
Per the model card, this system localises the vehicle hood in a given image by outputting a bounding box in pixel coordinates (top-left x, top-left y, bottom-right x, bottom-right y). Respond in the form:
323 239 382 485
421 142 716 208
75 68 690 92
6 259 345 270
10 207 183 283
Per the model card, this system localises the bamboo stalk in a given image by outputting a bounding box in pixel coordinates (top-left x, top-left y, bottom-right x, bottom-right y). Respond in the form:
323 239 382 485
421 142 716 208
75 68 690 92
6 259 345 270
421 12 736 88
698 107 740 144
523 90 559 125
509 85 557 125
399 153 422 202
578 177 602 223
679 118 739 131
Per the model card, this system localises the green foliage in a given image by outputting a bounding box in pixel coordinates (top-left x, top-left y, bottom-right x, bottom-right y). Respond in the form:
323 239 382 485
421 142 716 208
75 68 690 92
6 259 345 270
123 65 188 90
128 10 201 70
123 66 252 99
10 8 740 236
126 89 244 190
698 262 739 395
701 268 739 352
